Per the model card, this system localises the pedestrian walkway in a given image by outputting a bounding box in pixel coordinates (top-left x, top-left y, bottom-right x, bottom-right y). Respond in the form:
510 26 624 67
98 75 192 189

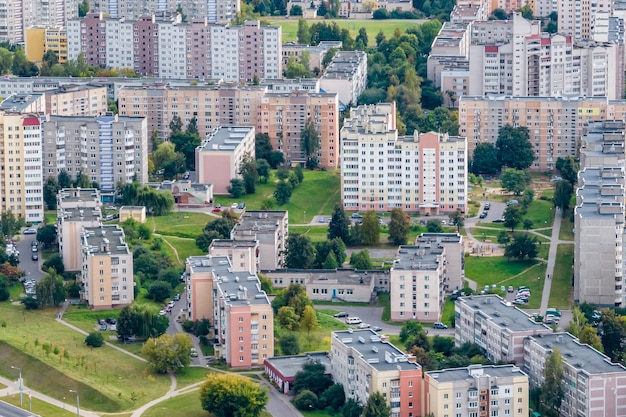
539 207 563 314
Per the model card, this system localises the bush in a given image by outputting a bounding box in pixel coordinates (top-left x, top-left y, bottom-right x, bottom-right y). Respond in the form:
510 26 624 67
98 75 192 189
85 331 104 347
147 280 172 302
293 390 318 410
42 255 65 274
22 297 38 309
279 333 300 355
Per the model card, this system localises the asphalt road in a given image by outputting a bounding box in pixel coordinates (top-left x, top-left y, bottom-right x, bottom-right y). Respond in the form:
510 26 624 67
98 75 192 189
0 400 38 417
15 230 43 282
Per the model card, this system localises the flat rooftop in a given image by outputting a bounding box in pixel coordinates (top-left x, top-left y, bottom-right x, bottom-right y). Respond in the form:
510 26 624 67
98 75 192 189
82 225 130 255
59 206 101 222
265 268 386 285
576 168 625 220
457 295 552 332
530 333 626 375
233 211 286 234
198 126 253 152
47 83 105 95
428 364 526 383
265 352 331 378
394 245 442 271
58 188 101 205
187 255 270 306
333 329 421 372
0 93 44 112
417 233 462 244
210 239 258 249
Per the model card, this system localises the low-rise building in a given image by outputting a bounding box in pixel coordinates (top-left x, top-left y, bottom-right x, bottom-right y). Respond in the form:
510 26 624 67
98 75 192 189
454 295 553 365
281 41 342 72
264 352 331 393
319 51 367 106
195 126 255 195
80 224 134 309
186 255 274 368
425 365 529 417
524 332 626 417
157 180 213 207
231 211 288 271
331 329 423 415
119 206 146 223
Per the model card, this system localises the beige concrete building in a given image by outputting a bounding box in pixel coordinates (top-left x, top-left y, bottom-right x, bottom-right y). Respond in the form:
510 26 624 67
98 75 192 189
425 365 529 417
41 115 149 192
281 41 342 72
331 329 424 416
185 255 274 369
455 295 553 365
195 126 255 195
209 239 259 273
45 84 108 117
524 332 626 417
57 188 102 272
25 26 68 64
416 233 464 293
80 224 134 309
319 51 368 106
119 206 146 223
231 211 288 271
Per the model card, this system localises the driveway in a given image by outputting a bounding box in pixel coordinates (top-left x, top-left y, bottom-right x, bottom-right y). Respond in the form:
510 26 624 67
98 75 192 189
15 230 43 282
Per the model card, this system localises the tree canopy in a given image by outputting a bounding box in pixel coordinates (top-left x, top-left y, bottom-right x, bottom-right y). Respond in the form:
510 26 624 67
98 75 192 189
199 373 267 417
496 125 534 170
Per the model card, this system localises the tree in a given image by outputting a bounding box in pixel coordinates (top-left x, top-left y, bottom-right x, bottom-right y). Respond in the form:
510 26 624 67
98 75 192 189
556 156 579 187
523 219 534 230
490 8 508 19
0 275 9 301
0 210 19 238
567 307 588 338
285 234 315 269
293 361 333 395
152 142 186 179
522 187 534 209
362 392 390 417
318 383 346 411
355 28 368 49
239 154 259 195
279 333 300 355
388 208 410 245
35 270 65 308
350 249 372 269
43 177 60 210
171 131 201 170
301 305 320 333
297 18 311 44
328 202 350 242
147 281 172 302
539 349 564 416
85 332 104 347
496 125 534 170
57 170 72 188
500 168 531 195
274 180 292 205
301 118 320 169
36 225 57 246
471 143 499 175
553 180 573 211
504 234 539 261
0 48 13 75
228 178 245 198
601 310 625 361
141 333 193 373
196 230 221 252
74 171 91 188
12 47 38 77
169 115 183 135
117 305 135 338
360 211 380 245
42 255 64 274
322 251 338 269
78 0 89 16
200 373 267 417
294 390 318 410
579 326 603 351
448 209 464 232
503 204 522 232
341 399 363 417
277 306 300 331
399 320 424 344
285 57 310 78
204 217 235 239
426 219 443 233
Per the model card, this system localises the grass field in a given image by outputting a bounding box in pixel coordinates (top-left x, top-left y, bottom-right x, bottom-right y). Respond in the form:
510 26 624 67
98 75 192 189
2 394 76 417
160 236 205 261
289 225 330 242
524 200 555 227
151 212 215 239
267 18 425 46
549 244 574 310
44 210 57 225
465 256 540 283
0 304 170 412
276 309 349 354
174 367 212 389
559 209 575 241
301 410 339 417
440 298 455 327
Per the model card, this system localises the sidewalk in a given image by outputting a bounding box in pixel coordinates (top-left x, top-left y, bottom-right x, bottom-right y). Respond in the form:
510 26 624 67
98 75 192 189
539 207 562 314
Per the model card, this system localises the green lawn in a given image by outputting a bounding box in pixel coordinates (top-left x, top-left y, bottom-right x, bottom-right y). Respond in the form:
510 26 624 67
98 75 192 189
534 229 552 238
44 210 57 225
524 199 555 227
276 309 349 354
161 236 205 261
549 244 574 310
1 394 76 417
268 18 425 46
501 263 547 309
378 292 390 322
559 209 575 241
301 410 340 417
175 367 212 389
465 256 540 283
151 212 215 239
0 304 170 412
441 298 455 327
290 225 329 243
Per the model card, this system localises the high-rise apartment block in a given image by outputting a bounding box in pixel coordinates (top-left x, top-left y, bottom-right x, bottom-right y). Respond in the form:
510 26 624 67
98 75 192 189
330 329 423 416
90 0 239 23
44 84 109 117
319 51 368 106
558 0 612 40
67 16 281 82
524 332 626 417
0 0 78 44
41 115 149 192
80 224 134 309
425 365 529 417
25 26 68 64
185 255 274 369
230 211 288 271
341 103 467 214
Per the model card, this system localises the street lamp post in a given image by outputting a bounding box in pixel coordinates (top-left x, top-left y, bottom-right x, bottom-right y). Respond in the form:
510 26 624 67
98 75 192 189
69 389 80 417
28 392 32 412
11 365 22 407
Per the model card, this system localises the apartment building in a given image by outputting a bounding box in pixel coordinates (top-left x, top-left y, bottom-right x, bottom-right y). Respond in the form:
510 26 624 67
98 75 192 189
574 167 626 306
579 120 626 168
282 41 343 72
57 188 102 272
195 126 255 195
0 95 45 223
319 51 368 106
80 224 134 309
44 84 108 117
425 365 529 417
67 16 281 82
416 233 464 293
90 0 238 22
454 295 553 365
524 332 626 417
41 115 149 192
209 239 259 273
231 211 288 271
259 90 340 168
457 95 626 171
25 26 68 64
341 103 468 214
390 245 447 323
0 0 77 44
185 255 274 368
558 0 612 40
331 329 423 417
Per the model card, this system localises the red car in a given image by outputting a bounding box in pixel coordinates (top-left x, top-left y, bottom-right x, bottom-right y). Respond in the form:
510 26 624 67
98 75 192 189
212 207 221 213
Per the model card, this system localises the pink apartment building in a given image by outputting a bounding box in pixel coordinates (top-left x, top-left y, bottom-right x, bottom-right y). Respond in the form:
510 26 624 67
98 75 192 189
195 126 255 195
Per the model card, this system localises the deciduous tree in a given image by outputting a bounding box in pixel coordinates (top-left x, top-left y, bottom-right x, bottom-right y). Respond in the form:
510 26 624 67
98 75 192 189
200 373 267 417
293 361 333 395
362 392 390 417
349 249 372 269
601 310 625 361
300 305 320 333
43 177 60 210
328 203 350 242
388 208 410 245
35 270 65 308
553 180 573 210
37 225 57 246
277 306 300 331
360 210 380 245
85 332 104 347
142 333 193 373
448 209 464 232
556 156 579 186
503 204 522 232
285 234 315 269
500 168 530 195
279 333 300 355
496 125 534 170
504 234 539 261
539 349 564 416
301 118 320 168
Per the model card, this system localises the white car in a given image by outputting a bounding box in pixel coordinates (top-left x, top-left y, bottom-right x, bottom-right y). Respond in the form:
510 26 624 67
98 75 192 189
23 228 36 235
231 203 238 209
357 323 370 329
158 310 167 316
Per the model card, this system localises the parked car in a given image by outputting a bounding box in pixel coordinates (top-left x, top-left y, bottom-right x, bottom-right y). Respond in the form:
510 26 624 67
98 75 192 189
591 310 602 320
190 348 198 357
318 217 326 223
23 228 36 234
109 324 117 331
493 218 505 223
173 293 181 301
237 202 245 209
506 199 519 206
231 203 238 209
545 308 561 317
31 246 38 253
99 324 108 331
357 323 370 329
168 301 175 308
479 212 488 219
371 326 383 332
159 310 167 316
105 318 117 324
433 322 448 329
507 286 515 293
346 317 362 325
31 254 38 261
212 208 221 213
333 312 349 318
513 298 528 305
350 213 363 220
484 203 491 210
106 206 117 211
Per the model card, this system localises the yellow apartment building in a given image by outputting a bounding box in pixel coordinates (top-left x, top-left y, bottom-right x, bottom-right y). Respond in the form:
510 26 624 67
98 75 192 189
25 26 67 64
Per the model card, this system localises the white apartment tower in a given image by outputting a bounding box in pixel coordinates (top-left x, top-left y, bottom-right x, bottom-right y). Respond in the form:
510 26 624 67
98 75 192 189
558 0 612 40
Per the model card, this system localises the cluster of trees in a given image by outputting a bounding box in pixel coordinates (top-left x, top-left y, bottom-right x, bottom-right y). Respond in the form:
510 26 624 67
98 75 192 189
471 125 535 175
255 133 284 169
373 8 421 19
553 156 579 211
117 181 174 216
292 361 347 414
273 165 305 205
141 333 193 373
43 171 96 210
273 284 319 353
39 51 138 78
117 304 169 339
195 213 237 251
200 373 268 417
285 235 346 270
0 44 38 77
129 244 180 302
168 116 201 171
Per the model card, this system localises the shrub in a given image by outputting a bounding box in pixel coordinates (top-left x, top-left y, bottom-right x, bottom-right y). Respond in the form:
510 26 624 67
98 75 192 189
85 331 104 347
293 390 318 410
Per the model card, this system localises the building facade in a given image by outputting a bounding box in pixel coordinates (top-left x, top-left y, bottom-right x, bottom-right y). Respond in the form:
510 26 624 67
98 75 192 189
0 0 78 44
45 84 108 117
80 224 134 309
230 210 288 271
186 255 274 369
42 115 149 192
319 51 368 106
341 103 468 214
25 26 68 64
89 0 238 22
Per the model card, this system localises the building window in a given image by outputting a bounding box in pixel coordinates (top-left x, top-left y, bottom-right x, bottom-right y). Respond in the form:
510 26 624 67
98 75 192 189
239 317 243 322
240 356 244 362
239 327 243 332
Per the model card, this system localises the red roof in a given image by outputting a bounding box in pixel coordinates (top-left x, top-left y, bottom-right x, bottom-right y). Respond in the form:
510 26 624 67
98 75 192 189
22 118 39 126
